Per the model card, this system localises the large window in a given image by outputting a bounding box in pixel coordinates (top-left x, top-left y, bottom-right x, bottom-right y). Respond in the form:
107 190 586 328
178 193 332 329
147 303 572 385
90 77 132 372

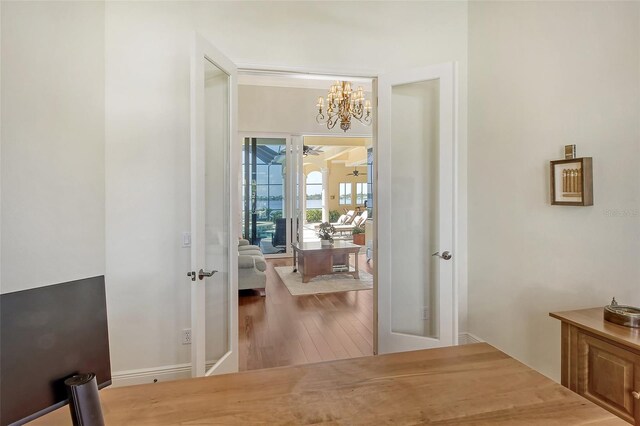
356 182 368 205
339 182 352 205
247 148 283 221
306 171 322 209
242 138 286 249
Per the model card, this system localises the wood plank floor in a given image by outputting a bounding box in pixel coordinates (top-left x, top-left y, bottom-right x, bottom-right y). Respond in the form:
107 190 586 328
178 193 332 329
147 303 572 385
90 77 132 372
238 255 374 371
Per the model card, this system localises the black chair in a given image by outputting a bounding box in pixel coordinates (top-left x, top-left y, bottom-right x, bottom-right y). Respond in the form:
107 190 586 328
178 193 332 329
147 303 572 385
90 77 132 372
271 218 287 252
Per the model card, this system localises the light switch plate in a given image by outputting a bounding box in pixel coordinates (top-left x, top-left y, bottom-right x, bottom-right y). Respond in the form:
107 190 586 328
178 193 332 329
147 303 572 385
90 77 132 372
182 232 191 248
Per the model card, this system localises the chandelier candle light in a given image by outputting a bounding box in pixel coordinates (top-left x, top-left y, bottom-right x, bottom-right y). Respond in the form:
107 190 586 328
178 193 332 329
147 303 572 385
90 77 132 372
316 81 372 132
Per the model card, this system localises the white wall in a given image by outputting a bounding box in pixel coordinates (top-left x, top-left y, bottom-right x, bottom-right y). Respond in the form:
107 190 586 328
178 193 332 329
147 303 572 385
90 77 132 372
468 1 640 381
1 1 105 293
239 85 373 136
105 1 468 377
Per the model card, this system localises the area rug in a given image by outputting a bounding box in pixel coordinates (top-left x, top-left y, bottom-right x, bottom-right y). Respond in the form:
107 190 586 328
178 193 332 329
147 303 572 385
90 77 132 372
274 266 373 296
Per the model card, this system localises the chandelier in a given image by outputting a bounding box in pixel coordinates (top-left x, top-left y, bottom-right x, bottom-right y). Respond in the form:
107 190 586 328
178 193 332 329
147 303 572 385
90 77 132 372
316 81 372 132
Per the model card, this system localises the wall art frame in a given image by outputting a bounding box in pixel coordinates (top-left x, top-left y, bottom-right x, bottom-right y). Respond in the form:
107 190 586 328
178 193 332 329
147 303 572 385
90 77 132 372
550 157 593 206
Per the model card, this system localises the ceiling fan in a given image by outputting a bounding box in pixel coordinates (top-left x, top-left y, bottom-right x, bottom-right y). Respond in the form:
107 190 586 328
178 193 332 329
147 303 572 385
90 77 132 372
271 147 285 164
347 167 367 177
303 145 324 157
272 145 324 163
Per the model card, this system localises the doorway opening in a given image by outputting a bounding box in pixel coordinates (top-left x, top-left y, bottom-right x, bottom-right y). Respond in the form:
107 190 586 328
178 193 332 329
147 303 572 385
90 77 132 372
236 72 376 371
190 33 459 380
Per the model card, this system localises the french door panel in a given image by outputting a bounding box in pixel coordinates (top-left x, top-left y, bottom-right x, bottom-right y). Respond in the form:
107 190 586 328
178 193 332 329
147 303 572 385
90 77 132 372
292 135 305 246
241 135 295 257
377 63 456 354
190 33 239 377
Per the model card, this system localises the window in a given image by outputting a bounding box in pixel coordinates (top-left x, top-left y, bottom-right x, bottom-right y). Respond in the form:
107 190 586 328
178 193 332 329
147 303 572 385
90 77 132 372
339 182 352 205
306 171 322 210
242 139 285 224
356 182 368 205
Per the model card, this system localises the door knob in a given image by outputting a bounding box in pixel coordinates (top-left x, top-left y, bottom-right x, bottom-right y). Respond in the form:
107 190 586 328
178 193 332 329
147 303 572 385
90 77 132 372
198 269 217 280
431 251 452 260
632 390 640 400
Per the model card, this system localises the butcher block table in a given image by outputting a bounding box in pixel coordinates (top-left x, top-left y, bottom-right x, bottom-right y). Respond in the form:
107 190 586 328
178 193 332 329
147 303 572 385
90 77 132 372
33 343 622 425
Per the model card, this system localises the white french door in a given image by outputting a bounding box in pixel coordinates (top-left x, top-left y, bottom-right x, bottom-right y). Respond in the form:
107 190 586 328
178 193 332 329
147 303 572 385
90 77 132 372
189 33 239 377
377 63 457 353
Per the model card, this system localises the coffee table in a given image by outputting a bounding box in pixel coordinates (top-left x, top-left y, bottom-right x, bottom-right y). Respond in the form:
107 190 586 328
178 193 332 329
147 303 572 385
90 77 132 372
291 241 361 283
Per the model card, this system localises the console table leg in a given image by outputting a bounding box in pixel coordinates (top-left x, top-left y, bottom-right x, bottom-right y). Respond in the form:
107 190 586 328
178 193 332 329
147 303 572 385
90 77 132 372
353 251 360 279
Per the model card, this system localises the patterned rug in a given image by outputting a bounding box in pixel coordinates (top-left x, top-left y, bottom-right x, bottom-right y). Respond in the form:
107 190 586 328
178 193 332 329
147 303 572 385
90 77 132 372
274 266 373 296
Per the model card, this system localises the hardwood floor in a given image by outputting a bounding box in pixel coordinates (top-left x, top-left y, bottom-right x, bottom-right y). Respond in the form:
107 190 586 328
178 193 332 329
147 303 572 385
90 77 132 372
238 255 374 371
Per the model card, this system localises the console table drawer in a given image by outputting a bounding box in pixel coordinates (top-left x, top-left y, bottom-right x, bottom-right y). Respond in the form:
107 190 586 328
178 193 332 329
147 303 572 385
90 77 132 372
577 332 640 423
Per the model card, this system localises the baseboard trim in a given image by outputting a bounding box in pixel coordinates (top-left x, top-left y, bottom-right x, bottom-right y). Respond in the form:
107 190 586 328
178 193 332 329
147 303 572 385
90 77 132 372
112 361 217 387
114 336 486 387
112 363 192 387
458 332 484 345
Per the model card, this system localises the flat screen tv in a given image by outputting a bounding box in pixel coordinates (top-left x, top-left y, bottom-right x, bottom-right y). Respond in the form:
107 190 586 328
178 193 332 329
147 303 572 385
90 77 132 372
0 276 111 426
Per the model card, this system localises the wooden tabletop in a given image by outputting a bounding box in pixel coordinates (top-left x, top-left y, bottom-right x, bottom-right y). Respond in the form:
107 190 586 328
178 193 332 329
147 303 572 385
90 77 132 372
34 343 623 425
550 307 640 353
291 241 360 252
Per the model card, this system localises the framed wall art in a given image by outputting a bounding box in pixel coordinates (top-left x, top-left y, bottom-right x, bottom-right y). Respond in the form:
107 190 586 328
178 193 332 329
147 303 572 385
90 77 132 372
550 157 593 206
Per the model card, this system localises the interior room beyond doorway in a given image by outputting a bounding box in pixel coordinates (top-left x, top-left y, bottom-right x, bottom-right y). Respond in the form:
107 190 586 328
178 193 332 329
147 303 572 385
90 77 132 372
301 136 372 247
237 71 376 372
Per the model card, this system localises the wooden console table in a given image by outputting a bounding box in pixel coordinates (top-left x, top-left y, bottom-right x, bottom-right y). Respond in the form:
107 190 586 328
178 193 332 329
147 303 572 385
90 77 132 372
33 343 622 425
551 308 640 424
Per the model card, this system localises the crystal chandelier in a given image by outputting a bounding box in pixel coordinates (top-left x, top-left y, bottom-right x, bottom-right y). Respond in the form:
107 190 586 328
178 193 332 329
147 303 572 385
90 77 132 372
316 81 372 132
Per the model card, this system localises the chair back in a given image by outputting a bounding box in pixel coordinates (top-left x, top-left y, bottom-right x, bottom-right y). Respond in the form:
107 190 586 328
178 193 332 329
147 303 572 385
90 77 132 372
353 211 367 227
272 218 287 247
343 210 356 224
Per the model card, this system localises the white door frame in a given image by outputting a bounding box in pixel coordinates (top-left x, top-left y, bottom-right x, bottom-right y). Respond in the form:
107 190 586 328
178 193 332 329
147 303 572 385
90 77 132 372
377 62 458 353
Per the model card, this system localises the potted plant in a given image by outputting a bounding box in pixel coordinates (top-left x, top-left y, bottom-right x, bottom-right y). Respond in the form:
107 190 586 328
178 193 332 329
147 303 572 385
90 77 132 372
316 222 336 246
352 225 365 245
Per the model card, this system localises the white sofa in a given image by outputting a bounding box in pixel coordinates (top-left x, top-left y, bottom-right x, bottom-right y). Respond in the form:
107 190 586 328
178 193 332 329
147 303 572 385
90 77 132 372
238 239 267 292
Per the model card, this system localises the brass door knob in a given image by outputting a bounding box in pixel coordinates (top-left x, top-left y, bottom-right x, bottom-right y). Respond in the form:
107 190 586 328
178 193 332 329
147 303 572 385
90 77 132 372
632 391 640 400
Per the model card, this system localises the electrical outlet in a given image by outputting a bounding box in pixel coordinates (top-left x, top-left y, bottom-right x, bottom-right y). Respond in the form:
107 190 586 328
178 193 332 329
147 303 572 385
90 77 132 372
182 328 192 345
422 307 429 321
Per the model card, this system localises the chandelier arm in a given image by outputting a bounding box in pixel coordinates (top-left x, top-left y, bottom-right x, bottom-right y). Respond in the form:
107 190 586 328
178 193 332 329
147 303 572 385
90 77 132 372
326 113 340 130
353 114 372 126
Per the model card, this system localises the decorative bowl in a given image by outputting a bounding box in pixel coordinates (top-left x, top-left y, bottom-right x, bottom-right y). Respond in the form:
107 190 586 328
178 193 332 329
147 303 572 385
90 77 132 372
604 298 640 328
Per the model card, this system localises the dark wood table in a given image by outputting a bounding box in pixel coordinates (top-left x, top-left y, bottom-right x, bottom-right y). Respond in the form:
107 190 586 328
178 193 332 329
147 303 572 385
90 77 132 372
292 241 361 283
33 343 623 425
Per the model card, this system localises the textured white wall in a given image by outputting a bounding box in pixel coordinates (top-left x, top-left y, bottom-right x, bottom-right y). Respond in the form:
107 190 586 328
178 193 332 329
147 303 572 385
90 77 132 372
468 1 640 381
1 1 105 293
104 1 468 374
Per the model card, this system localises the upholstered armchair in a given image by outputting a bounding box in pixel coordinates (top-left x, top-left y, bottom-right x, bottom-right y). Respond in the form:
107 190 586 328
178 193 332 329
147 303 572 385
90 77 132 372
238 239 267 292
